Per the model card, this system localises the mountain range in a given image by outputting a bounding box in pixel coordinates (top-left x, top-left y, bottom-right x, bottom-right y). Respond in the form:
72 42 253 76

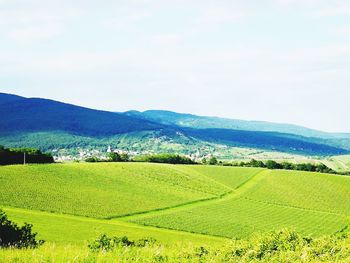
0 92 349 157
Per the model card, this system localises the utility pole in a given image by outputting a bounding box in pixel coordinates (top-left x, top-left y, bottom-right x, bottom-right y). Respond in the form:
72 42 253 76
24 152 26 165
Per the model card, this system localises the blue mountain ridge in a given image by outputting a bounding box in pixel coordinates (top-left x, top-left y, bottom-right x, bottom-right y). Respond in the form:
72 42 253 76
0 93 348 156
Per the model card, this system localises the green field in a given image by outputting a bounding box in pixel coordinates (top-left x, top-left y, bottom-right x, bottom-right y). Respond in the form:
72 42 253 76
1 162 350 262
2 207 224 246
323 155 350 173
130 169 349 238
0 163 230 218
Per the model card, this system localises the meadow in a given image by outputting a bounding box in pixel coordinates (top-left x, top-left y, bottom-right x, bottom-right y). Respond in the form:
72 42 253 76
0 163 230 218
2 207 224 246
0 162 350 262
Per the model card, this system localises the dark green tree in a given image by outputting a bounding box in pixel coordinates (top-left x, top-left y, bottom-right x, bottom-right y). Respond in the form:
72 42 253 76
208 157 218 165
108 152 122 162
0 210 44 248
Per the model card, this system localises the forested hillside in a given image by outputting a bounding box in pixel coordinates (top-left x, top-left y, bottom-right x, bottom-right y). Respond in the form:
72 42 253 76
0 93 348 156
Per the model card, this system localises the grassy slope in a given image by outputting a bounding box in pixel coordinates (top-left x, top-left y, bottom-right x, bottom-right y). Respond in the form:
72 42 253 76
1 163 349 245
132 169 350 238
176 166 263 189
132 197 347 239
3 207 225 246
242 171 350 216
0 163 228 218
244 170 350 215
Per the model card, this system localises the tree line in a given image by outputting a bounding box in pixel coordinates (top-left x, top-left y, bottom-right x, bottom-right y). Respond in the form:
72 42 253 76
222 159 342 174
86 153 196 165
0 145 54 165
84 152 349 175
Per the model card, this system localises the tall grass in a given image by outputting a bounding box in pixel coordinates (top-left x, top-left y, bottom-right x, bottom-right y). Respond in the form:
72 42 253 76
1 229 349 262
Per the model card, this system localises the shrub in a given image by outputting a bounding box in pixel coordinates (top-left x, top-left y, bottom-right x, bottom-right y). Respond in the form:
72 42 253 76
134 153 196 165
85 156 100 162
0 210 44 248
265 160 282 170
208 157 218 165
108 152 129 162
88 234 157 252
229 159 338 175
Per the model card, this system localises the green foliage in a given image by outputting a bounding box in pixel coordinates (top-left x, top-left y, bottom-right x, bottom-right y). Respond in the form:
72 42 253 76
208 156 218 165
134 153 196 164
0 145 53 165
88 234 157 252
265 160 280 169
1 228 350 262
84 156 100 162
108 152 129 162
230 159 338 174
0 210 44 248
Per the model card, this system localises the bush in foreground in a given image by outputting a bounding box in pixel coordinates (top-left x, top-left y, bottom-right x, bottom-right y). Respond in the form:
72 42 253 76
0 228 349 262
88 234 157 252
0 210 44 249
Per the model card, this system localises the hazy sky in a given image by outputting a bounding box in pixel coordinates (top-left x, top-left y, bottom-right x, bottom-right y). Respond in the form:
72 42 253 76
1 0 350 132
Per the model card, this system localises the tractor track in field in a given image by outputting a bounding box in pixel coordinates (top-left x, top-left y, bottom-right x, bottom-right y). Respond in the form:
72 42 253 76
114 170 271 221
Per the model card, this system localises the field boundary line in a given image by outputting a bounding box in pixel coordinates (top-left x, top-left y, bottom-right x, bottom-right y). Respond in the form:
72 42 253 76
117 170 270 221
105 191 233 220
169 165 235 191
2 206 228 242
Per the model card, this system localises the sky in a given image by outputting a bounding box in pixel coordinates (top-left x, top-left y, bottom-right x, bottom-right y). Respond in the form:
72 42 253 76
1 0 350 132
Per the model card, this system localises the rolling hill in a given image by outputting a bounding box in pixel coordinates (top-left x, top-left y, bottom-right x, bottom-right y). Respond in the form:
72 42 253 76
0 92 349 156
1 163 348 241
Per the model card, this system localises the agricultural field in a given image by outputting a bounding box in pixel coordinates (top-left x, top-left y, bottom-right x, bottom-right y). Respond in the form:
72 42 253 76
243 170 350 215
1 162 350 262
131 196 347 239
2 207 224 246
174 165 263 189
129 169 350 239
323 155 350 173
0 163 230 218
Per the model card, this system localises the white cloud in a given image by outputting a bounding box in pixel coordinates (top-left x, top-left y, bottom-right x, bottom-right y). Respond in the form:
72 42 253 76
333 25 350 35
0 2 84 42
8 24 62 42
1 0 350 131
149 34 183 47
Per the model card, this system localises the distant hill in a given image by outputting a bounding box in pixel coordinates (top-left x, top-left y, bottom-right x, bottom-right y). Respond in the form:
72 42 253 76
125 110 350 139
184 128 347 156
0 93 162 136
0 93 26 105
0 93 348 156
125 110 350 151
